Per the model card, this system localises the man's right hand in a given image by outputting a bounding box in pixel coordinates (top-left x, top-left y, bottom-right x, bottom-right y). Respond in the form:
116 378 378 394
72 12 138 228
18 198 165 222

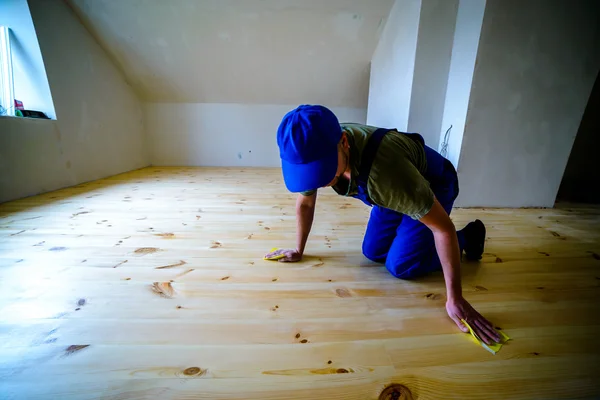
264 248 302 262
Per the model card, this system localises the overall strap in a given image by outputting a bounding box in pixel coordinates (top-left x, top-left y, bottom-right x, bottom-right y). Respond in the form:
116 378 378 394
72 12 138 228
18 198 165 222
356 128 389 205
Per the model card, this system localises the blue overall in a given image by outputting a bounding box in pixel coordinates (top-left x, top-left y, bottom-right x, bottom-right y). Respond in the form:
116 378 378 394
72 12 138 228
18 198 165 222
354 128 465 280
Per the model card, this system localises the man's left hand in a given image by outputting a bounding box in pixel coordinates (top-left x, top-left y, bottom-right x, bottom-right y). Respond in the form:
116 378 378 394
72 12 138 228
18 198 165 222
446 296 500 344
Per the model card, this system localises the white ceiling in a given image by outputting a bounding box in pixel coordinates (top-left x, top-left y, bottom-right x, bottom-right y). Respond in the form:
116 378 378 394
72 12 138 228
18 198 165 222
66 0 394 107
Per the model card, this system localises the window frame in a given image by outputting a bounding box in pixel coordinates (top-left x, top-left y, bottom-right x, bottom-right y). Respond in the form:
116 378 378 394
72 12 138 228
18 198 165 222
0 26 15 117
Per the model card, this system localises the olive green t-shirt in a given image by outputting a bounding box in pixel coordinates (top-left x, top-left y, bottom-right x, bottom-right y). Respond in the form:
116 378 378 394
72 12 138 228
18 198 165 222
301 123 434 220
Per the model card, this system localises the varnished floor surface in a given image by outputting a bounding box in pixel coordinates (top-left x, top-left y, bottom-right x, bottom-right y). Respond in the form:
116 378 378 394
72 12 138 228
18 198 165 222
1 167 599 400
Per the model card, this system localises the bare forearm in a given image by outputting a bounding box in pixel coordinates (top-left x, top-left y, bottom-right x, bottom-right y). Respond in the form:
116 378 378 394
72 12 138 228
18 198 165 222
295 195 315 255
421 197 498 341
433 229 463 300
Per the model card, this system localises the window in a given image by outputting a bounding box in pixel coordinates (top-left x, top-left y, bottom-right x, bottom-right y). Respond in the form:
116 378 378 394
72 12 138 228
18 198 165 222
0 0 56 120
0 26 15 117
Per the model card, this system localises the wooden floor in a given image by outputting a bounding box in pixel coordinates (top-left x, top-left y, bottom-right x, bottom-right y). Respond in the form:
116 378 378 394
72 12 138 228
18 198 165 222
1 167 599 400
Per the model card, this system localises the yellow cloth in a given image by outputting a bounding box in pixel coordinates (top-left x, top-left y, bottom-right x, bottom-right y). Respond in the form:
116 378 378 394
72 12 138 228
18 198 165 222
461 319 510 355
263 248 286 261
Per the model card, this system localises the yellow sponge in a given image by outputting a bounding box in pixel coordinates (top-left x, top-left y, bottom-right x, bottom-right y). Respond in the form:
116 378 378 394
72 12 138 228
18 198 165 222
461 319 510 355
263 248 286 261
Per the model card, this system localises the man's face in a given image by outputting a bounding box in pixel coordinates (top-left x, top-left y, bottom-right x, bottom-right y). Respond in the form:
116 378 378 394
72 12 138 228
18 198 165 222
324 134 349 188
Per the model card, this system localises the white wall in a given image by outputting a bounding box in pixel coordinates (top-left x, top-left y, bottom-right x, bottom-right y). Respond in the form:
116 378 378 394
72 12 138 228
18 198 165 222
0 0 55 118
0 0 148 203
437 0 486 168
145 103 366 167
456 0 600 207
64 0 385 170
407 0 459 147
67 0 393 108
367 0 421 131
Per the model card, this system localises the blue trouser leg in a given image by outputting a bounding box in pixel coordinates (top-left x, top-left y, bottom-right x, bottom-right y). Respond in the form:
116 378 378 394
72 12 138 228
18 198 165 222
362 146 465 280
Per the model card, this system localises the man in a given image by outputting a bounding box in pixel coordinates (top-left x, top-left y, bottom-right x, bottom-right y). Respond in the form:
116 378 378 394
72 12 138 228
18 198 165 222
265 104 500 344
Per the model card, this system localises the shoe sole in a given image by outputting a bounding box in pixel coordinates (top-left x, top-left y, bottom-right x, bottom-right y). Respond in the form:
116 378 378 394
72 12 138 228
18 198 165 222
465 220 485 261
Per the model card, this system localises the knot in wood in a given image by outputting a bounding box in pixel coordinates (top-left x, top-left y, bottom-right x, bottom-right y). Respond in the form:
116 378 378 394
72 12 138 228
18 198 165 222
379 384 413 400
183 367 202 376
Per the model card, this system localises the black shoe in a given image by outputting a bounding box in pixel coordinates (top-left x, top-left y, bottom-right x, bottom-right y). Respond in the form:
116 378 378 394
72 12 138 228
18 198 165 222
462 219 486 260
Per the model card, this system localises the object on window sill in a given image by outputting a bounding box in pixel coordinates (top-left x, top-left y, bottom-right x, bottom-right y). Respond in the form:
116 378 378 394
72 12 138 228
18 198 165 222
12 99 48 118
20 109 49 119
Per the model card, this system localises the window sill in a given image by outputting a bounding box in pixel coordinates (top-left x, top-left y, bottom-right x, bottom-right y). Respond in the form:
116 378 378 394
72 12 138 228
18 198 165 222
0 115 56 121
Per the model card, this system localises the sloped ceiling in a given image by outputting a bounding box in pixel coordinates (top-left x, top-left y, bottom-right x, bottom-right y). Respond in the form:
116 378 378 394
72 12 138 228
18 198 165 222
66 0 394 108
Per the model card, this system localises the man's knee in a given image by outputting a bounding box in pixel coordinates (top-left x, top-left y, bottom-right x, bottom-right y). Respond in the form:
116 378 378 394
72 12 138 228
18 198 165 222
385 257 429 280
362 241 386 263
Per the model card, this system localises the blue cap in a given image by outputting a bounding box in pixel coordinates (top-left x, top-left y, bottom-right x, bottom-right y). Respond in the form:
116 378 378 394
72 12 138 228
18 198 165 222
277 105 342 193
